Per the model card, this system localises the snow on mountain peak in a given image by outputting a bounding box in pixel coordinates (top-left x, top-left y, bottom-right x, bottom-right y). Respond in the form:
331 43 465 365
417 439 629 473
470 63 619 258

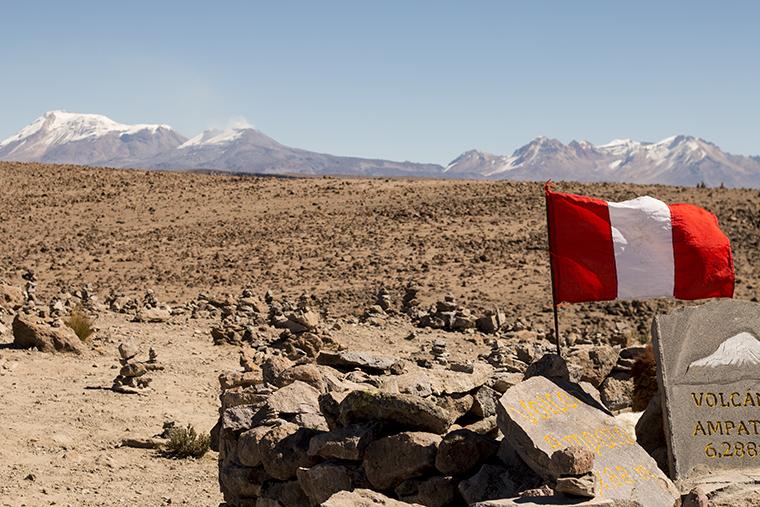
0 110 173 149
178 128 246 149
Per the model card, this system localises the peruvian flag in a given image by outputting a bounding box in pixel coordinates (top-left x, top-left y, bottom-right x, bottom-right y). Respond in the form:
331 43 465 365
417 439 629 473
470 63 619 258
545 183 734 304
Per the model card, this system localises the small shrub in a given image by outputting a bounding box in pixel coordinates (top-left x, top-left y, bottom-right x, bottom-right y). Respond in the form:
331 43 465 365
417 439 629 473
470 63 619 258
163 424 211 459
65 306 95 341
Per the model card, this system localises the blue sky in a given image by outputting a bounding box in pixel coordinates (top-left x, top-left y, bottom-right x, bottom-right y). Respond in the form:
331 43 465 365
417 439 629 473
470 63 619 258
2 1 758 164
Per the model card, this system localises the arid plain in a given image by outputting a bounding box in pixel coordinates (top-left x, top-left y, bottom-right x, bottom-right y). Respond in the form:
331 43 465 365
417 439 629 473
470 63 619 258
1 162 759 506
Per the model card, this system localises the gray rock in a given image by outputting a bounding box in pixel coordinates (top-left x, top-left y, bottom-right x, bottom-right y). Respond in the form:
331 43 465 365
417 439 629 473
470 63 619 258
297 462 354 506
307 423 378 461
237 425 273 467
222 405 260 434
317 350 399 373
262 356 295 385
396 475 460 507
133 307 171 323
471 385 500 418
12 313 84 354
339 390 454 434
259 422 319 480
381 362 494 397
458 464 517 504
652 299 760 479
219 463 268 501
523 354 569 382
266 380 322 417
363 431 441 490
682 486 709 507
567 345 618 388
259 479 310 507
435 429 499 476
496 375 679 507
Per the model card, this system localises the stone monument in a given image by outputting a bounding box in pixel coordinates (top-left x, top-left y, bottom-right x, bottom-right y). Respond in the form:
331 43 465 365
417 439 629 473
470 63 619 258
652 299 760 479
497 375 679 506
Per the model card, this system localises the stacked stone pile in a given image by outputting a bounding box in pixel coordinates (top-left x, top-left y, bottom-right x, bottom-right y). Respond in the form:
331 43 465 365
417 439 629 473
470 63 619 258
214 340 660 507
112 342 164 394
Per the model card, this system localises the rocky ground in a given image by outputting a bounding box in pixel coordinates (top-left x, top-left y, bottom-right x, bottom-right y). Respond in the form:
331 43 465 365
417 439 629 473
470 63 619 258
1 162 759 506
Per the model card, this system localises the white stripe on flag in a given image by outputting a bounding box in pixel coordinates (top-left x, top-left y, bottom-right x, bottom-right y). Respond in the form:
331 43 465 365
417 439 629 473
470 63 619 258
608 196 675 299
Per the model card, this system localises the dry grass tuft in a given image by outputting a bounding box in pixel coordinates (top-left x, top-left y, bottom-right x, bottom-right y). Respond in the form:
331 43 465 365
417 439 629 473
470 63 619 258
64 306 95 341
163 424 211 459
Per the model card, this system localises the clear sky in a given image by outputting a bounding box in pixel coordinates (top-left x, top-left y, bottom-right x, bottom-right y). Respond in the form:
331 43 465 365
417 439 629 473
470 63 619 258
2 1 758 164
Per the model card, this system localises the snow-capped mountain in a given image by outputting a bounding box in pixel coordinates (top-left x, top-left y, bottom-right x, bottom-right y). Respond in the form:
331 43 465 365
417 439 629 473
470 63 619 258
688 332 760 370
2 111 760 187
446 135 760 188
0 111 187 166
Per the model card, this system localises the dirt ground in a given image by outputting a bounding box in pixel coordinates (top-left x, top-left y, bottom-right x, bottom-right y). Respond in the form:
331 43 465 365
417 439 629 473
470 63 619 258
0 162 758 506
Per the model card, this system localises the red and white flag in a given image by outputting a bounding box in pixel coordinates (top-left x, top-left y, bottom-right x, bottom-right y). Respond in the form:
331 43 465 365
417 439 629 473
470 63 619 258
544 182 734 304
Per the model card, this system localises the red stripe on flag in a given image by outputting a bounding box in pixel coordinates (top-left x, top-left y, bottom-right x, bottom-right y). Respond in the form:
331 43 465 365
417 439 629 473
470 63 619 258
669 203 734 300
545 185 617 304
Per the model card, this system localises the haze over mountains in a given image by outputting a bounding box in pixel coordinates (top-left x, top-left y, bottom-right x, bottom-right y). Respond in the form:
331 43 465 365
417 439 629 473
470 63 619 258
2 111 760 187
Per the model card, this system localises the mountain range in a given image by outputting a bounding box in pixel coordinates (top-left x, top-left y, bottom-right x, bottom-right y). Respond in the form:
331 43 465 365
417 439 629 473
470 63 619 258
2 111 760 187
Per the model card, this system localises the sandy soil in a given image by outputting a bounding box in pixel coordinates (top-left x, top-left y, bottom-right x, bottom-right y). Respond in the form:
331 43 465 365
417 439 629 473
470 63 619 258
0 162 758 506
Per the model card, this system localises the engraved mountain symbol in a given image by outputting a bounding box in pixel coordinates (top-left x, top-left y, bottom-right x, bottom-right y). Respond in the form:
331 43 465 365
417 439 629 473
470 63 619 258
688 332 760 370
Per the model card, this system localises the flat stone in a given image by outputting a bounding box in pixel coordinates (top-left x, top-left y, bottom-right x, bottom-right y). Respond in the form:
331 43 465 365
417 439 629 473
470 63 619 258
381 362 494 397
339 390 454 434
496 375 679 507
134 307 171 323
471 385 500 418
363 431 441 490
555 473 597 498
472 497 617 506
318 350 399 373
265 380 321 417
652 299 760 479
322 489 423 507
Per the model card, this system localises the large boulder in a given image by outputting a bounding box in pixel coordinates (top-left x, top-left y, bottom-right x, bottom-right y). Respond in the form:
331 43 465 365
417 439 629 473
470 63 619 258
363 431 441 490
458 464 517 504
322 489 423 507
307 423 378 461
567 345 618 387
296 462 356 506
339 390 454 434
258 422 319 480
12 313 84 354
396 475 460 507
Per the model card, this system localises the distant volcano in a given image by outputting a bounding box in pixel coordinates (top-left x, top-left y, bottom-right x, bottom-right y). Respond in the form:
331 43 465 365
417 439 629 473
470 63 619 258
683 332 760 384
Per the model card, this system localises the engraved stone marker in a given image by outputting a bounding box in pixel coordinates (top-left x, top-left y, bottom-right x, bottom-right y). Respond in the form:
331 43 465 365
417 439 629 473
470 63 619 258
497 375 679 507
653 299 760 479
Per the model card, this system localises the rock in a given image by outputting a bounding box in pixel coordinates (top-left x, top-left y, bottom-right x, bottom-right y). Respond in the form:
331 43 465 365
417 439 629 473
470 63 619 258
259 422 319 480
495 374 679 507
634 394 666 471
471 385 500 418
339 390 454 434
396 475 460 507
118 342 139 360
262 356 295 385
435 429 499 476
222 405 259 434
120 362 148 377
435 393 474 422
490 371 524 393
317 350 400 374
555 473 597 498
219 463 268 500
219 371 262 391
297 462 354 506
682 486 709 507
363 431 441 490
523 354 569 382
567 345 618 388
381 362 494 397
120 437 166 449
550 446 594 476
134 307 171 323
599 376 634 412
307 423 378 461
12 313 84 354
237 425 273 467
463 416 498 435
0 284 24 310
472 498 617 506
220 385 269 410
276 364 325 392
322 489 422 507
266 381 322 417
458 464 517 504
259 479 310 507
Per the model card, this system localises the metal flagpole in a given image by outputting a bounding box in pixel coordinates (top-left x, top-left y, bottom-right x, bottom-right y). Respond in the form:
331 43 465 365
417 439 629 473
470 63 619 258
543 182 562 356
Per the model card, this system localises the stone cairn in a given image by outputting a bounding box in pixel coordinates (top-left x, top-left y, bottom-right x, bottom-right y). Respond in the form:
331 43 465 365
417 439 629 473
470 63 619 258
213 307 655 507
112 342 164 394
